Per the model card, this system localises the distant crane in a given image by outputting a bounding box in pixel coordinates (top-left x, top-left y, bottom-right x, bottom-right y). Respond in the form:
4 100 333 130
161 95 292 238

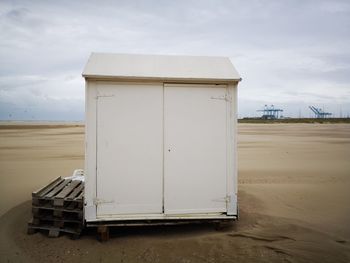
309 106 332 119
257 105 283 119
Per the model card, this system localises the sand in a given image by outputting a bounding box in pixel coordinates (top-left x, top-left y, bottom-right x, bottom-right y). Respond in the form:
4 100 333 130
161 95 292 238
0 123 349 262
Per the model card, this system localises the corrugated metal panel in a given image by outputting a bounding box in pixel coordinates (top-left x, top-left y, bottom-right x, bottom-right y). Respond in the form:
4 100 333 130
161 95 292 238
82 53 240 81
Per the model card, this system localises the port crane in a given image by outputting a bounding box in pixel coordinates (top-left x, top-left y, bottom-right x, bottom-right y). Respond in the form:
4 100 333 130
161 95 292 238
257 105 283 119
309 106 332 118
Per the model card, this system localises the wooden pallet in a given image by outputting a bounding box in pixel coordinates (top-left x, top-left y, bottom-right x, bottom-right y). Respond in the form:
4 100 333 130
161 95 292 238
32 177 84 208
32 205 83 218
28 218 82 238
32 214 82 225
28 176 84 238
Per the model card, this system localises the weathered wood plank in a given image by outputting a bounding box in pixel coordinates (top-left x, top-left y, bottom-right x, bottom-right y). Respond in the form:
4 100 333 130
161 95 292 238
55 180 81 199
67 202 77 210
45 179 71 198
67 183 84 200
75 190 84 201
32 197 40 206
27 224 82 235
32 177 63 197
32 208 83 219
32 214 82 224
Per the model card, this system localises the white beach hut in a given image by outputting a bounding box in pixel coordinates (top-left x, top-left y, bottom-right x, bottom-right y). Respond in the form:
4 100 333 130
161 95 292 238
82 53 241 225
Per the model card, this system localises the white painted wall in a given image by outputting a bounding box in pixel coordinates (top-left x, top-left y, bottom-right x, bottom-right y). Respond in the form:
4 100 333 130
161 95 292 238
84 81 238 221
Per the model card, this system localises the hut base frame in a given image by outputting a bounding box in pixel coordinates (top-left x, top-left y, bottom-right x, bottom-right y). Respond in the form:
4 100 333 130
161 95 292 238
88 218 238 242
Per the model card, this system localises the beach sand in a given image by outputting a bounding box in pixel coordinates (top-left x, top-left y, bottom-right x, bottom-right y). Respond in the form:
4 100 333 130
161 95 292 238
0 123 349 262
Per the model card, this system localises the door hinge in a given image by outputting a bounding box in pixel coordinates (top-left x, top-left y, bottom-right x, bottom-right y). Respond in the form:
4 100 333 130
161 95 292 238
212 196 228 202
210 94 231 102
93 198 114 206
95 94 115 99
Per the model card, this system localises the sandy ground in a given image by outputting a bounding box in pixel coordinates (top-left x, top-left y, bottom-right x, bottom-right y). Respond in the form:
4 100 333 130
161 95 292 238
0 123 349 262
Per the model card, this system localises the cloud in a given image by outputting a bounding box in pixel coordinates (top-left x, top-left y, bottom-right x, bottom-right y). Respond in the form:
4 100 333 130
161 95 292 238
0 0 349 120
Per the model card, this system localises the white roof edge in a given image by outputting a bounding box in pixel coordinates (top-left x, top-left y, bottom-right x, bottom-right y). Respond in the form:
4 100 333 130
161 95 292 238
82 53 241 82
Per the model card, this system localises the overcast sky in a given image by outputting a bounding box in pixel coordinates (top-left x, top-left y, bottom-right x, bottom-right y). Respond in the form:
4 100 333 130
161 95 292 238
1 0 349 120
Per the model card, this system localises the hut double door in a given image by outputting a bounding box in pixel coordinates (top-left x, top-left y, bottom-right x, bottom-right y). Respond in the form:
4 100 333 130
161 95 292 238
96 83 228 217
